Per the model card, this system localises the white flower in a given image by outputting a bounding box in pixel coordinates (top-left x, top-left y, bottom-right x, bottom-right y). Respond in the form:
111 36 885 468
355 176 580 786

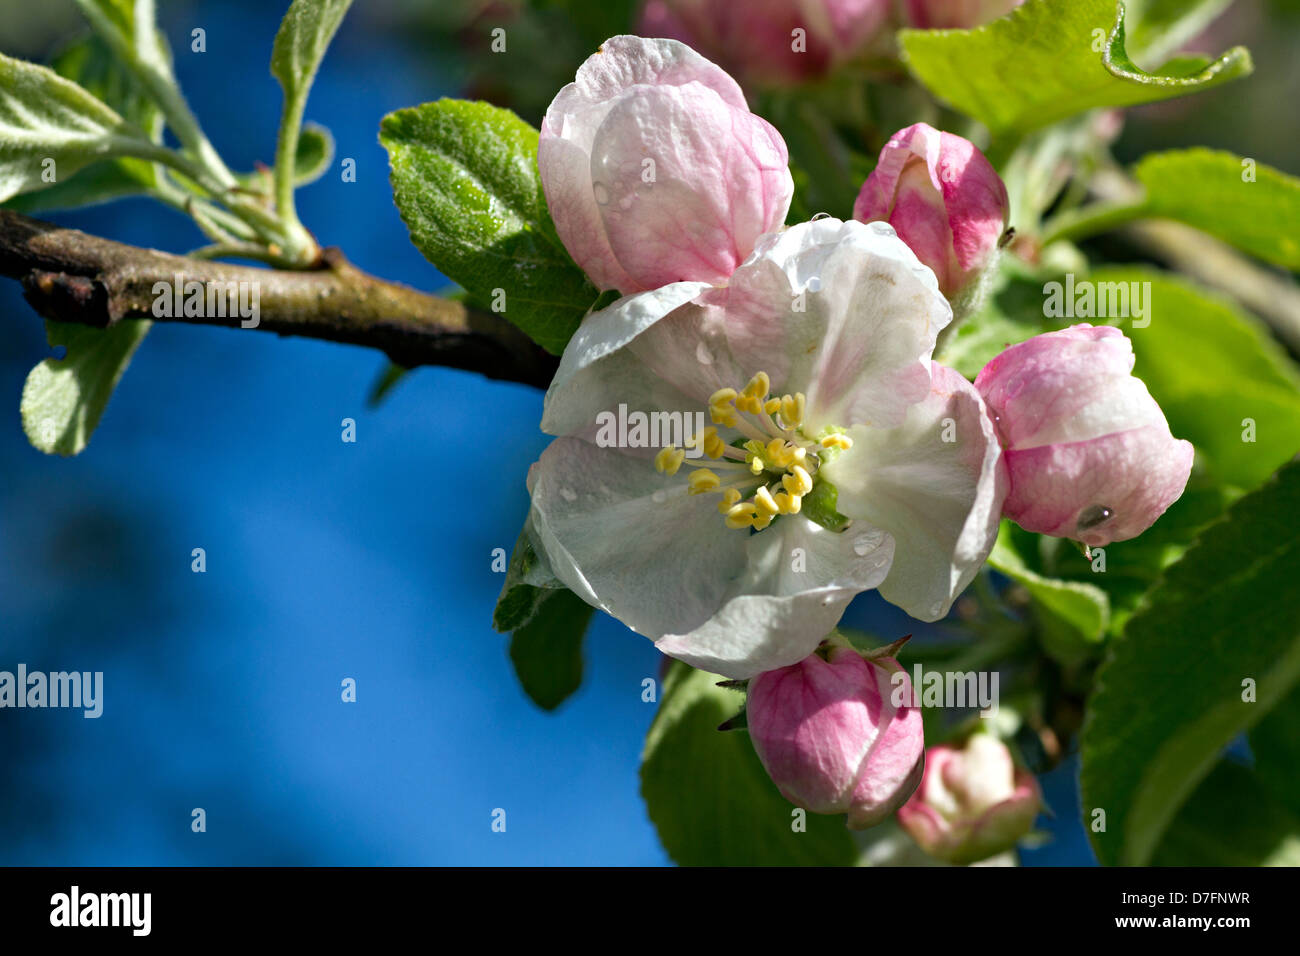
528 219 1007 678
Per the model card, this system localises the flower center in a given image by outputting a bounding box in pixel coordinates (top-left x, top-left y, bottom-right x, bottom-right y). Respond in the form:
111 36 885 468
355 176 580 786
652 371 852 531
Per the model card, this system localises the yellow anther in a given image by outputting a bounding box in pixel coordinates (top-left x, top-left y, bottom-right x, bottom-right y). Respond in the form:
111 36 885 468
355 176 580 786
736 371 770 414
780 393 806 428
687 470 720 495
790 446 808 467
717 488 742 515
764 398 782 415
766 438 793 468
782 464 813 497
709 387 738 407
820 433 853 450
749 456 765 475
754 486 780 517
774 491 803 515
704 432 726 459
655 446 685 475
751 512 774 531
724 502 758 529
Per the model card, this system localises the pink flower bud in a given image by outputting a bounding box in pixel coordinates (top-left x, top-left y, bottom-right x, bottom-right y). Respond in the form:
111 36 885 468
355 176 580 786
539 35 793 294
853 123 1009 299
639 0 891 86
973 324 1194 547
747 647 924 829
897 734 1042 864
904 0 1026 29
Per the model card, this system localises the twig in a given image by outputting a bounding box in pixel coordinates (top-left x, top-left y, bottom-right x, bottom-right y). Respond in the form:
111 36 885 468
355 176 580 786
0 210 556 387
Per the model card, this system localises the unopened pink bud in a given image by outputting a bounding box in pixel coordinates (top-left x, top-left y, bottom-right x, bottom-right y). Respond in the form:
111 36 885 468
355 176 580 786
539 35 793 295
897 733 1042 864
853 123 1009 299
747 647 924 829
904 0 1025 30
974 324 1194 547
639 0 892 86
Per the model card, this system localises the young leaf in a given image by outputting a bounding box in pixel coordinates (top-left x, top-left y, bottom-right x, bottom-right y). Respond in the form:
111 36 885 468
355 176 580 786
380 99 600 355
988 522 1109 664
900 0 1252 142
641 662 859 866
270 0 354 106
21 319 151 456
493 517 565 633
1133 149 1300 270
0 52 160 204
508 589 593 711
1080 458 1300 866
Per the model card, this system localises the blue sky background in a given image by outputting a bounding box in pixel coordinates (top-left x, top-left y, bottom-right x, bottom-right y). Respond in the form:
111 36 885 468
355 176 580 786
0 0 1094 865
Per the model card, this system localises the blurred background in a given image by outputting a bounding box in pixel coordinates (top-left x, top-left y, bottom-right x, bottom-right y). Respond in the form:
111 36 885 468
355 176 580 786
0 0 1293 865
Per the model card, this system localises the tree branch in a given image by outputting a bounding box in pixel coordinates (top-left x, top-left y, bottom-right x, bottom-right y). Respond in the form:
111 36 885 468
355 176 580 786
0 209 557 388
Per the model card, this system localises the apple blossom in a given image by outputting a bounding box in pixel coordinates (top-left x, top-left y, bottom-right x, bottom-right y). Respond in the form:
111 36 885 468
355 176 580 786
538 35 793 295
527 218 1007 679
853 123 1009 303
903 0 1026 30
897 733 1042 865
974 324 1194 547
638 0 892 86
747 646 924 828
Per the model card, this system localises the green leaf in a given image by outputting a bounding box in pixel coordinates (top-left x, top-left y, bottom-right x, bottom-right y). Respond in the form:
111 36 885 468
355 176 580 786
5 32 164 213
1124 0 1234 61
380 99 600 355
900 0 1252 142
1080 458 1300 866
21 319 151 456
1151 760 1300 866
641 662 859 866
493 517 564 633
270 0 353 106
1089 266 1300 492
0 52 159 204
508 588 593 711
1132 149 1300 270
989 522 1109 664
1249 685 1300 820
292 122 333 185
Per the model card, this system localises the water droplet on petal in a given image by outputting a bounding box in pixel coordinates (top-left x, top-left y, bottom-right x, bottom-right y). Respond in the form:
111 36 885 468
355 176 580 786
695 341 713 365
1076 505 1114 533
868 221 896 237
853 530 885 556
592 182 610 206
810 211 832 221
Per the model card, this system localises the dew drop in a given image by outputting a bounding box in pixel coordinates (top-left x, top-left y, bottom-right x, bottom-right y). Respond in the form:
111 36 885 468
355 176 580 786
853 530 885 556
810 211 833 221
1076 504 1114 533
868 221 896 237
592 182 610 206
695 341 714 365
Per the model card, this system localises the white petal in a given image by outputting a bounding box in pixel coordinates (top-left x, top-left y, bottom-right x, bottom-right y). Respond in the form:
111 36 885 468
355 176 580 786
529 436 746 636
824 363 1007 621
721 219 952 431
654 515 895 679
541 281 711 438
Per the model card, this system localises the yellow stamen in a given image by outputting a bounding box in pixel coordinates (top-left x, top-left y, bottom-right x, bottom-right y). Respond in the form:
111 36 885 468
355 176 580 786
724 502 758 529
820 433 853 450
655 446 685 475
754 486 780 517
687 470 720 495
763 398 782 415
783 465 813 497
717 488 742 515
773 491 803 515
780 393 806 428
